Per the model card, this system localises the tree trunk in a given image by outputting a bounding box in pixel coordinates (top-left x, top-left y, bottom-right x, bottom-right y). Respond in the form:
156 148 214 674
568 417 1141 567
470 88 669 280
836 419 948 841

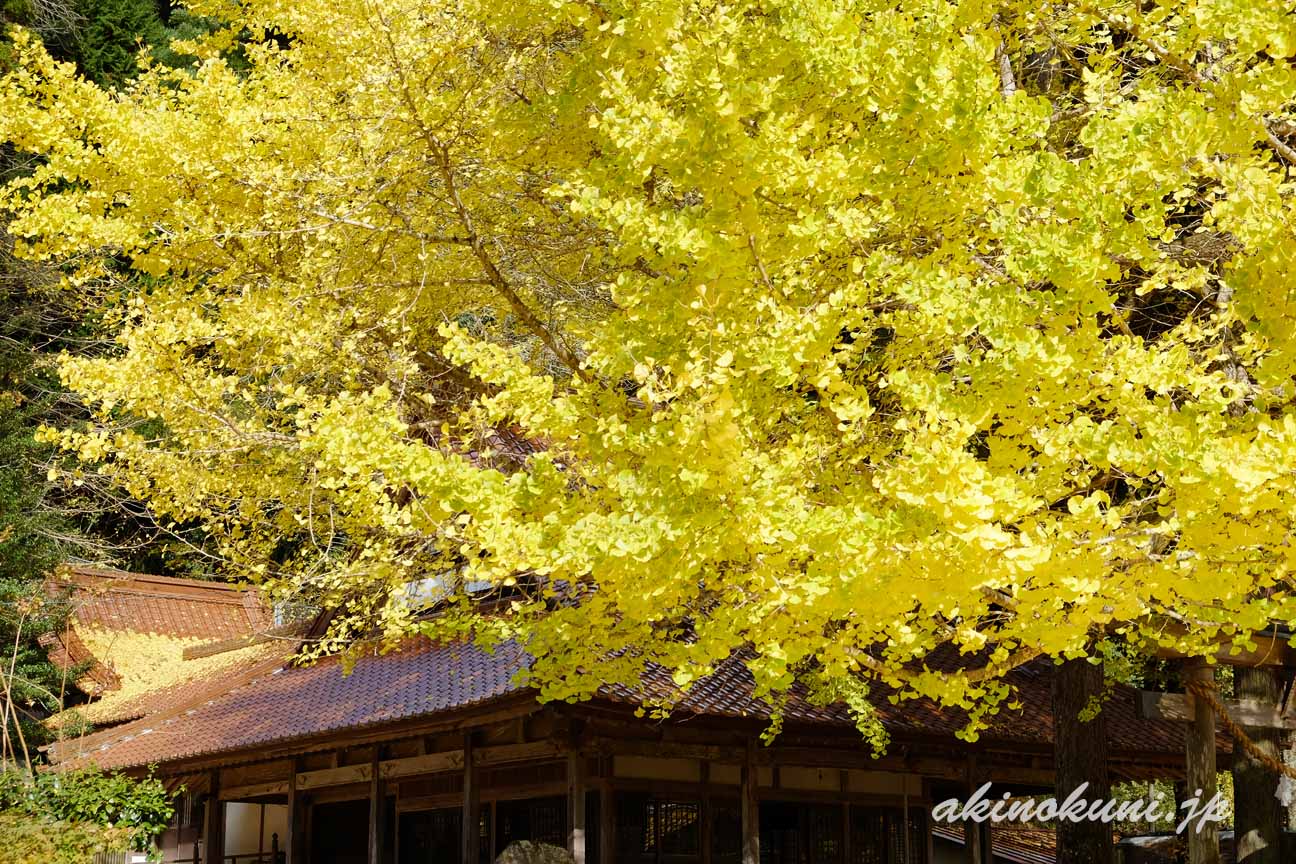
1053 657 1114 864
1233 666 1282 863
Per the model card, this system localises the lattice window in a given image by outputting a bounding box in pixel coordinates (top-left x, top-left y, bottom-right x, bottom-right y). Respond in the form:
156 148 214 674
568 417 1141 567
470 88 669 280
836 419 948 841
659 800 700 856
849 806 927 864
711 800 742 864
807 804 843 864
497 795 566 851
614 793 702 862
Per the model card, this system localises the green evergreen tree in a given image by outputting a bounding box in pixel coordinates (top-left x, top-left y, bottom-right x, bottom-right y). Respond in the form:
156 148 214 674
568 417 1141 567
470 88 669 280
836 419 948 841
64 0 162 87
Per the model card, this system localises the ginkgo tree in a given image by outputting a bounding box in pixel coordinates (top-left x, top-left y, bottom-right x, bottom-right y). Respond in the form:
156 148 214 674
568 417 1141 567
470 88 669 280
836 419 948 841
3 0 1296 739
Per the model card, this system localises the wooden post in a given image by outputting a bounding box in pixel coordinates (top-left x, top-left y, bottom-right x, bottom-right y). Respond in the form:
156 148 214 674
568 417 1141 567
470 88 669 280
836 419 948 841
964 819 986 864
568 752 587 864
841 801 851 864
203 773 225 864
700 762 712 864
903 785 911 863
1184 661 1221 864
963 756 982 864
1052 657 1114 864
741 742 759 864
369 751 385 864
462 732 479 864
1233 666 1282 864
285 761 303 864
599 779 615 864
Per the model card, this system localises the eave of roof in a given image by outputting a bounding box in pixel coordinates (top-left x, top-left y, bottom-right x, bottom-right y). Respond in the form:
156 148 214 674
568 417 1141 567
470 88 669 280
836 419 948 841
50 635 1221 775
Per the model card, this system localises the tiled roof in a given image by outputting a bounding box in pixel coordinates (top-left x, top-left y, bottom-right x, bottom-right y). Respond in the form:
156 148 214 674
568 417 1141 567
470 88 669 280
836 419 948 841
51 565 270 639
44 566 277 728
56 636 1213 772
37 628 121 695
932 824 1059 864
56 638 527 768
1114 830 1296 864
615 650 1222 757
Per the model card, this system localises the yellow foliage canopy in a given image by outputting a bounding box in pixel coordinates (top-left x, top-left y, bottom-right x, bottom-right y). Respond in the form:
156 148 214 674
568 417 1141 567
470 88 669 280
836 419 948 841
5 0 1296 735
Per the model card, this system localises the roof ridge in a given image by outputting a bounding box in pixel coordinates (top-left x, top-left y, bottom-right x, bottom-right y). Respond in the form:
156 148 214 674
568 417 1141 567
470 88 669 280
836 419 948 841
58 565 249 595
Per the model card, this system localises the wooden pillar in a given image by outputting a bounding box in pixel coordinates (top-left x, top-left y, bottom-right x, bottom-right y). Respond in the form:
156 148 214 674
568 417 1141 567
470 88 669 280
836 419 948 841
841 799 851 864
1184 660 1221 864
1052 657 1114 864
568 752 587 864
1234 666 1282 863
902 785 911 863
203 772 225 864
369 751 386 864
741 742 759 864
964 820 987 864
285 761 306 864
599 779 615 864
700 762 713 864
462 732 479 864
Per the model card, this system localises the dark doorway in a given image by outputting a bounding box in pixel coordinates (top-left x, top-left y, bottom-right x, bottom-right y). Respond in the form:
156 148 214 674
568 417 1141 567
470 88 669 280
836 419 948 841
311 800 370 864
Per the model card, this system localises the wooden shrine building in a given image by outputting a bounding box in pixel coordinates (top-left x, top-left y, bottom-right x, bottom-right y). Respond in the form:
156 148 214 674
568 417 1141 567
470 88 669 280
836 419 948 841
41 567 1229 864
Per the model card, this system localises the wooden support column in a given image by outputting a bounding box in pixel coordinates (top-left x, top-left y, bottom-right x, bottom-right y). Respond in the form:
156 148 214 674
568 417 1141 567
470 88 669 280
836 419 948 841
568 752 587 864
841 799 852 864
700 762 712 864
1234 666 1283 864
285 760 306 864
203 772 225 864
599 779 615 864
741 742 760 864
369 751 386 864
1052 657 1114 864
1184 660 1221 864
462 732 479 864
963 821 993 864
286 772 298 864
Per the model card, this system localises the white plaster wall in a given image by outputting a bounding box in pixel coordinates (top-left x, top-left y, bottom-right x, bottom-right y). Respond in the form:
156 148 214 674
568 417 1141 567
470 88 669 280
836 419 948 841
224 803 289 858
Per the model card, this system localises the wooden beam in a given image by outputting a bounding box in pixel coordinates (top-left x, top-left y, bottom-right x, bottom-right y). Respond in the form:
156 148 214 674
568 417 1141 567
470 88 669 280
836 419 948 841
475 740 560 766
295 742 552 792
462 732 479 864
297 763 373 791
741 742 759 864
1147 628 1295 668
368 751 385 864
381 750 464 780
1183 661 1221 864
568 752 586 864
1139 690 1296 729
220 780 289 801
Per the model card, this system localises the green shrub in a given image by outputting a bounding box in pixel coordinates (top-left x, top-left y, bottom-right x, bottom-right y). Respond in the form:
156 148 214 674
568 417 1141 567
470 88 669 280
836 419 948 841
0 767 173 849
0 810 134 864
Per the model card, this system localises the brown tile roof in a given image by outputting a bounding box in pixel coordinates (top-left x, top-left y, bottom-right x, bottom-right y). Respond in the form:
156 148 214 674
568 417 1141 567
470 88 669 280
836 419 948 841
37 628 121 695
55 636 1213 773
616 650 1225 759
51 565 270 639
43 566 279 729
933 824 1059 864
55 638 526 768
